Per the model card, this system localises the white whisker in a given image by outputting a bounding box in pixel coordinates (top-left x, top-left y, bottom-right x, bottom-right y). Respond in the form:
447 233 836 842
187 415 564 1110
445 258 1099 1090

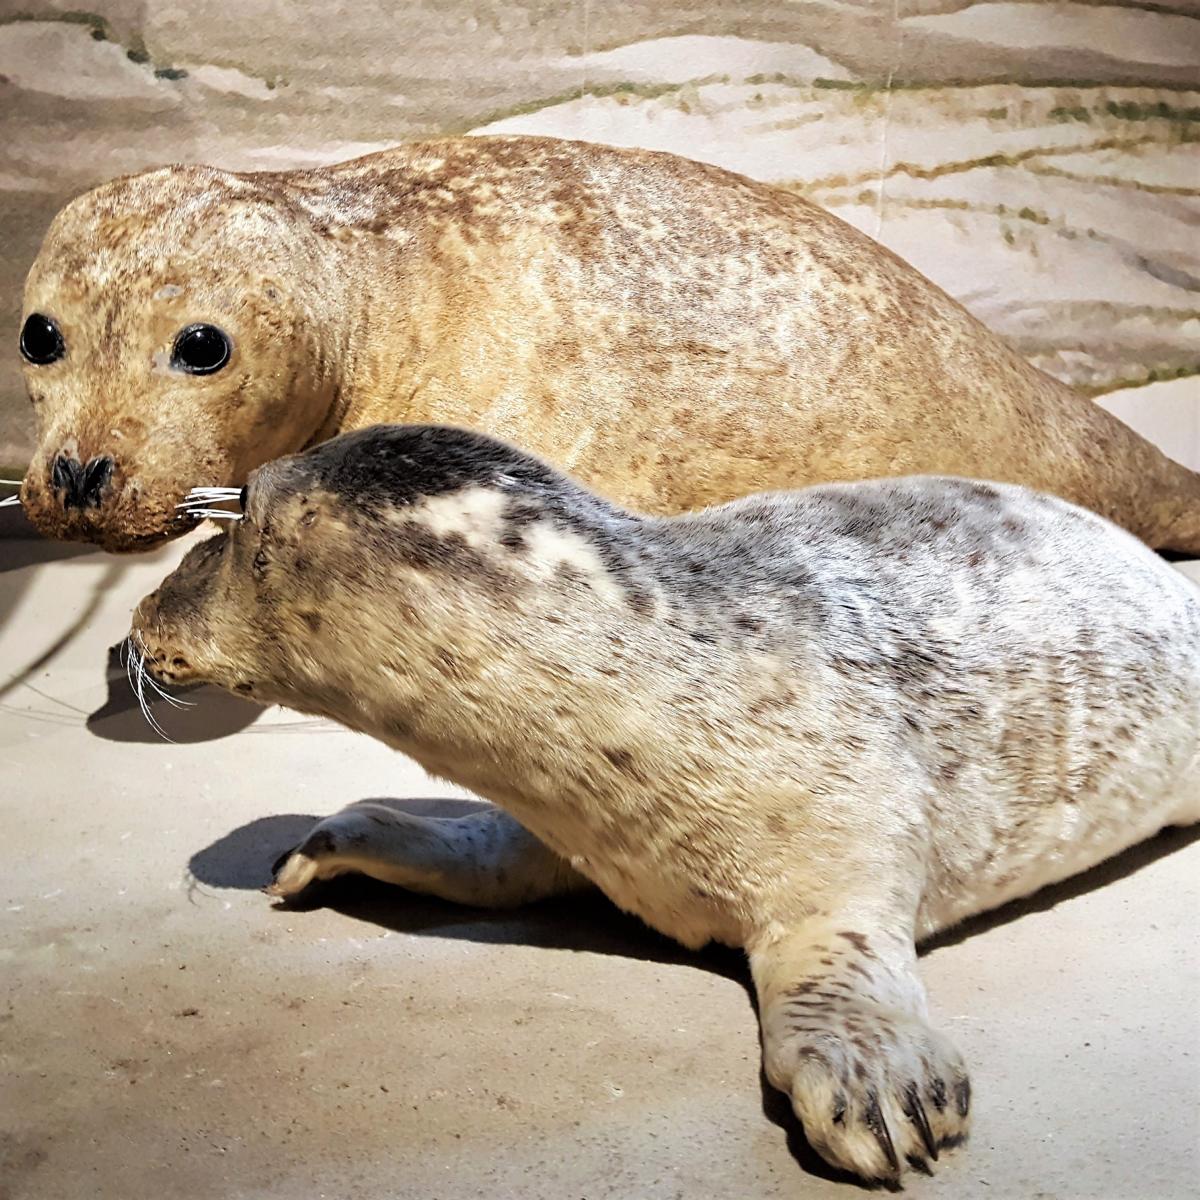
124 637 137 700
179 487 242 502
124 633 176 741
176 485 244 522
140 664 193 709
0 478 24 486
0 495 20 508
133 650 174 742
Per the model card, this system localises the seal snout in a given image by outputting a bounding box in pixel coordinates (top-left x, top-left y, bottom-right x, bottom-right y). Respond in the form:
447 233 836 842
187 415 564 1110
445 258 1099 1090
21 447 178 551
50 450 114 510
131 597 197 687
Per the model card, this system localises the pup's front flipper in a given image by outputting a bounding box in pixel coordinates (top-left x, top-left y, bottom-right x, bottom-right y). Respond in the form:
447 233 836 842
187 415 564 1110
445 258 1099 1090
751 918 970 1184
268 802 590 907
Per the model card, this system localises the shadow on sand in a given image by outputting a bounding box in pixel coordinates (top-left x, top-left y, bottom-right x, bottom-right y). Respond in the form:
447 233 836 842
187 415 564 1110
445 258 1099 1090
189 795 1200 959
86 641 261 743
188 796 1199 1189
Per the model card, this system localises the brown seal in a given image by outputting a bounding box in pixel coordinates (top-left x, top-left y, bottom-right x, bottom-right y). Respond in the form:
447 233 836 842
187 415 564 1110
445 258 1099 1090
131 423 1200 1184
18 135 1200 552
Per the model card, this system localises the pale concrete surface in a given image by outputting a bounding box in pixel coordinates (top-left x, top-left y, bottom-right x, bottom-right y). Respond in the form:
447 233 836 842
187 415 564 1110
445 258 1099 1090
2 528 1198 1200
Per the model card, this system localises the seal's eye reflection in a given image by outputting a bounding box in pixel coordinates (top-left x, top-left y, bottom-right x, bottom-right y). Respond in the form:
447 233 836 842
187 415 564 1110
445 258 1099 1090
171 323 231 375
19 313 65 365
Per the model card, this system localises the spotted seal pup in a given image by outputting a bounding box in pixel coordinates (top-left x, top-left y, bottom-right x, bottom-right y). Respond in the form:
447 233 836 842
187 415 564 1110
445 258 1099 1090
19 135 1200 553
130 423 1200 1183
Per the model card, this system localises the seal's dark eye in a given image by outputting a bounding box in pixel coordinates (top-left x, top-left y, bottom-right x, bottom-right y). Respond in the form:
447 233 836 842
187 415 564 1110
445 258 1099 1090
238 485 248 512
171 324 231 375
20 313 65 365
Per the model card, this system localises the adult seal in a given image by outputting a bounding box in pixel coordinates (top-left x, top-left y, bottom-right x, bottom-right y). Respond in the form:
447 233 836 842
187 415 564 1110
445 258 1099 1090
131 423 1200 1184
18 135 1200 552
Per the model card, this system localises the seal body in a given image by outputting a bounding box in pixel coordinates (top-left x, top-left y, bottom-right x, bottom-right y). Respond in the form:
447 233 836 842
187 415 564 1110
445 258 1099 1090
20 135 1200 551
131 424 1200 1183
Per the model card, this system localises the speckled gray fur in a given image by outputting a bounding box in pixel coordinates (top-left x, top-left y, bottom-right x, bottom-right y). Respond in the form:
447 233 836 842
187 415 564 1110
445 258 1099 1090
133 425 1200 1184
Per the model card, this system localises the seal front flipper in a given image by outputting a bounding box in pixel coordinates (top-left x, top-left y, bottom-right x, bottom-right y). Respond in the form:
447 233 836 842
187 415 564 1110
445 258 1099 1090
751 913 969 1183
268 802 589 907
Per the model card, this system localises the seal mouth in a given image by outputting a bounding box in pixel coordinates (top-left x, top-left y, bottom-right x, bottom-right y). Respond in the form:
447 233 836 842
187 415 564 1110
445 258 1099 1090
30 510 181 553
114 526 184 552
19 472 215 552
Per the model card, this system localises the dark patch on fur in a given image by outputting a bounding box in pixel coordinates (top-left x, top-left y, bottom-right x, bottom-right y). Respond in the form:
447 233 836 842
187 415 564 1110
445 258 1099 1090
838 931 875 957
627 589 655 616
602 747 648 783
296 425 659 608
782 980 819 998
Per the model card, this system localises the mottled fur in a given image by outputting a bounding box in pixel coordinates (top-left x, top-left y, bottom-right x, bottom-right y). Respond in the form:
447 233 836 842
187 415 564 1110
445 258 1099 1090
132 425 1200 1183
21 135 1200 551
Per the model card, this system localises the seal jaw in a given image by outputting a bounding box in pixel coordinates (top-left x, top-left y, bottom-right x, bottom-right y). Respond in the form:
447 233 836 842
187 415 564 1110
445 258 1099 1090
130 533 231 685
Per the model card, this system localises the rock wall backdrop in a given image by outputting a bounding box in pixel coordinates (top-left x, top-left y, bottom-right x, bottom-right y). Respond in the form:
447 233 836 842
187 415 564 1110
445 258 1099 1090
1 0 1198 467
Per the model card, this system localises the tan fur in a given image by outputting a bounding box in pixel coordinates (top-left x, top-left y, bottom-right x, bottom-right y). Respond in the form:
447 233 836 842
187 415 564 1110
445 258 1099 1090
20 135 1200 551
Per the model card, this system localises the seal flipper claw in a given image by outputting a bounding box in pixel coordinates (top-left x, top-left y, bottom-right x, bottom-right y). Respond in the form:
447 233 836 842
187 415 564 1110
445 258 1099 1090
864 1093 901 1178
904 1083 939 1161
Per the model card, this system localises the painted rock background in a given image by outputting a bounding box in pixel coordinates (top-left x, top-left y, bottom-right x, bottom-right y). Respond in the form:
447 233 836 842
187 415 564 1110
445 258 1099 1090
2 1 1197 466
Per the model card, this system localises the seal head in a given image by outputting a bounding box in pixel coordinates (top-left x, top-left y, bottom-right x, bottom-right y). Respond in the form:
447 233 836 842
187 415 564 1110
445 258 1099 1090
19 165 341 550
131 423 633 704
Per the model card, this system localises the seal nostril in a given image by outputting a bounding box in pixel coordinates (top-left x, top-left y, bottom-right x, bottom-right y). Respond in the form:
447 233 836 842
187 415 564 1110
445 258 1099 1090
80 456 114 508
171 656 189 669
51 452 82 505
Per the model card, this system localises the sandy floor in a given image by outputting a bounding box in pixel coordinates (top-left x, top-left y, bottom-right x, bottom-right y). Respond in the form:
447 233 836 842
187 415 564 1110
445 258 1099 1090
2 521 1198 1200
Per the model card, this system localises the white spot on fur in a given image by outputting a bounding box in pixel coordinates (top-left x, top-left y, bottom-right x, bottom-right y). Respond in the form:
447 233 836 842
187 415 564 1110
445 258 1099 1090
523 520 624 604
405 487 508 547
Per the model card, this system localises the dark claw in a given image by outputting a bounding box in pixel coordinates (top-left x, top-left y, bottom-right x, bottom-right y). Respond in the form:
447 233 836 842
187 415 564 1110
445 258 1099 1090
929 1076 948 1112
955 1076 972 1118
906 1155 934 1176
831 1093 847 1125
864 1092 900 1176
904 1083 939 1161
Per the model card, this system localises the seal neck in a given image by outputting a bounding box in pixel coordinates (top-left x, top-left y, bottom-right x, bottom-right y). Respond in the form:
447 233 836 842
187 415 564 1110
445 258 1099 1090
313 230 432 439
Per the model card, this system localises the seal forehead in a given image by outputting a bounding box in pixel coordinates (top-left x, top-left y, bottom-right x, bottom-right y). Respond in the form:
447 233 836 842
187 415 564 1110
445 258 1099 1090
29 167 287 291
